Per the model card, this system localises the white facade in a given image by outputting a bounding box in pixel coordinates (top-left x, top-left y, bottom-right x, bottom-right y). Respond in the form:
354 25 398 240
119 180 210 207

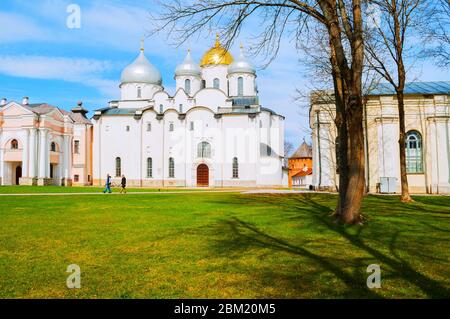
0 100 93 186
309 82 450 194
93 40 285 187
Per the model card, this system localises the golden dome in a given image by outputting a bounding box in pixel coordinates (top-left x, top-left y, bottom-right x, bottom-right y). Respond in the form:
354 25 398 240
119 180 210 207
200 34 234 67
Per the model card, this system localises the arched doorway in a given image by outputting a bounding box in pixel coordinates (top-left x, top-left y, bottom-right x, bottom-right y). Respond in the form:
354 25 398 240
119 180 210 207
15 166 22 185
197 164 209 187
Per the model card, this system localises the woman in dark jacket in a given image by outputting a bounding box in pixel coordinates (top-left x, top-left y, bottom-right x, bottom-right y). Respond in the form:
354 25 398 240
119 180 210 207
120 175 127 194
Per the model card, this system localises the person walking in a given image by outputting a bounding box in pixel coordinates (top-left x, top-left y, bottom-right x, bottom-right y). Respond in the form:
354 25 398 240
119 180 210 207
120 175 127 194
103 174 112 194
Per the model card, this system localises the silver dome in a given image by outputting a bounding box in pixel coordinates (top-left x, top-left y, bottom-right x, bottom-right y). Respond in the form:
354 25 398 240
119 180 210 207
175 50 201 77
121 49 162 85
228 45 256 75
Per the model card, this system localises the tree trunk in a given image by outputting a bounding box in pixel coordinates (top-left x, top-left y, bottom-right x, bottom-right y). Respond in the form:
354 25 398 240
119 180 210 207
330 46 349 218
337 94 366 224
397 90 413 202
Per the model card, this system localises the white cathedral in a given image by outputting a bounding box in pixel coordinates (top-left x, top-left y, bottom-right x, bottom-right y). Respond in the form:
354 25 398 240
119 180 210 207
92 37 285 187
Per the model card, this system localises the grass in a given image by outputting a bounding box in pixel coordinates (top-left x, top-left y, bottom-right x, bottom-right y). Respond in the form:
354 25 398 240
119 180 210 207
0 185 233 194
0 188 449 299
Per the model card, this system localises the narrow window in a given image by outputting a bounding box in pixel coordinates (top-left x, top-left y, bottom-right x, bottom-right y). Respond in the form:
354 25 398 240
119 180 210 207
11 139 18 150
115 157 121 177
213 78 220 89
147 157 153 178
126 126 130 132
201 80 206 89
197 142 211 158
147 122 152 132
137 87 142 98
88 175 91 182
406 131 423 173
159 104 163 113
51 142 56 152
190 121 194 131
169 157 175 178
238 77 244 96
169 123 174 132
74 140 80 154
179 104 183 113
232 157 239 178
184 79 191 95
74 175 79 182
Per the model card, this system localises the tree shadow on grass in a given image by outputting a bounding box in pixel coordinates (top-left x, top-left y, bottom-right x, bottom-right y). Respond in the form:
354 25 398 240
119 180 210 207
291 195 449 298
208 193 449 298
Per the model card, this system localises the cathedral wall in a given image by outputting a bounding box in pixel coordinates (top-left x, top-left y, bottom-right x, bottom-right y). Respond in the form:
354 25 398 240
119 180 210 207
227 73 256 97
201 65 228 93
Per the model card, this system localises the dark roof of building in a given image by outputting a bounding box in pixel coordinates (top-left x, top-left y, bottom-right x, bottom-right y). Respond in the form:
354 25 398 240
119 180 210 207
290 141 312 158
370 81 450 96
18 103 91 124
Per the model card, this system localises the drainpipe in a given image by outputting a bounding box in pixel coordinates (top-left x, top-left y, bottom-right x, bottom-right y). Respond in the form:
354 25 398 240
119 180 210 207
363 98 370 193
434 101 440 194
316 110 322 189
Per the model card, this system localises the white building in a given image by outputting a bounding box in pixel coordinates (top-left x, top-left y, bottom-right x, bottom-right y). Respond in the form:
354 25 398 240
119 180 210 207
92 37 285 187
0 99 93 186
310 82 450 194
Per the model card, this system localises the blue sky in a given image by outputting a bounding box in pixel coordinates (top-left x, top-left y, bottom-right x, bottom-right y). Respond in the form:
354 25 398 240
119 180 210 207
0 0 448 148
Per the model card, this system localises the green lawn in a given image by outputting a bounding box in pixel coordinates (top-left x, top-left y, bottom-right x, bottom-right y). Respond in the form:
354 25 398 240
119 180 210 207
0 189 449 298
0 185 219 194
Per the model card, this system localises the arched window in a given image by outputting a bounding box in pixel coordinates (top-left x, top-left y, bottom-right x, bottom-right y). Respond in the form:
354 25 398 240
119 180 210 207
406 131 423 173
169 123 174 132
51 142 56 152
232 157 239 178
147 157 152 178
184 79 191 95
137 87 142 98
115 157 121 177
238 77 244 96
11 139 18 150
197 142 211 158
169 157 175 178
213 78 220 89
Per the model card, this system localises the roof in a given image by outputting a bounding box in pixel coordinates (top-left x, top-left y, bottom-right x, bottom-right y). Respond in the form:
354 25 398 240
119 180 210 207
290 141 312 158
293 167 312 177
101 108 138 115
370 81 450 96
9 102 92 124
232 96 259 106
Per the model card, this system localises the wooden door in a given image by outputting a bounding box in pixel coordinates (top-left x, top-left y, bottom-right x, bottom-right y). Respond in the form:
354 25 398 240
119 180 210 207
197 164 209 187
15 166 22 185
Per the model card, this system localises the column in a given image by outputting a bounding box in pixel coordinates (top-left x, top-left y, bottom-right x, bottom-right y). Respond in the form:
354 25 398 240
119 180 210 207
29 128 37 178
0 129 3 185
22 129 30 178
39 129 47 178
63 135 72 180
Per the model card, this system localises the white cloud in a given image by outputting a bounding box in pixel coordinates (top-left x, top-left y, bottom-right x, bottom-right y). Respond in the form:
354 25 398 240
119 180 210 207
0 12 50 42
0 55 117 97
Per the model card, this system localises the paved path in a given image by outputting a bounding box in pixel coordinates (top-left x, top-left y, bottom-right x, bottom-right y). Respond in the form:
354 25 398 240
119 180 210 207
0 190 243 196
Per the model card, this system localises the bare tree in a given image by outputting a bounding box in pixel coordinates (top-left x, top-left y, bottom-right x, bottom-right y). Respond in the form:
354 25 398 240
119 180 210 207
153 0 367 224
365 0 436 203
423 0 450 68
284 141 294 159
